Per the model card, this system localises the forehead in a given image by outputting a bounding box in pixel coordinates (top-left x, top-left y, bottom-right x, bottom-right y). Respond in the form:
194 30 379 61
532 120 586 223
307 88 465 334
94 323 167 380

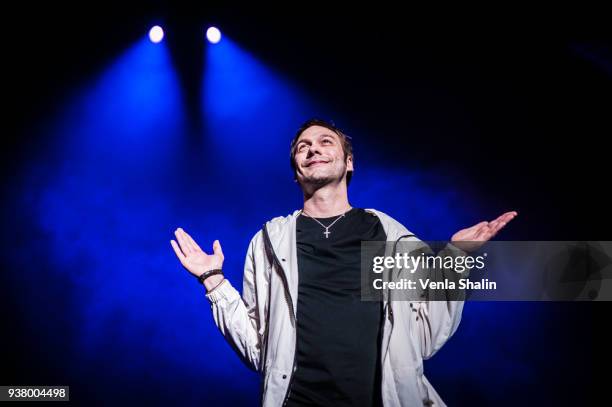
296 125 340 143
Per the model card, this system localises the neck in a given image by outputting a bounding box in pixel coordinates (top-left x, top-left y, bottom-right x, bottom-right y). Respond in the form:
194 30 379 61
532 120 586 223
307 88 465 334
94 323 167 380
302 182 351 218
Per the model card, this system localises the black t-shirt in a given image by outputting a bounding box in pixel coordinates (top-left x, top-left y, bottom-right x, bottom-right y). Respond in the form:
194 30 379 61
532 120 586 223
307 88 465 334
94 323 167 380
285 207 387 407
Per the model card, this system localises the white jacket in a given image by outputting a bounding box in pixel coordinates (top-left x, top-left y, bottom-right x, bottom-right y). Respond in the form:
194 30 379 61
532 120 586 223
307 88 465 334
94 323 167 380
205 208 467 406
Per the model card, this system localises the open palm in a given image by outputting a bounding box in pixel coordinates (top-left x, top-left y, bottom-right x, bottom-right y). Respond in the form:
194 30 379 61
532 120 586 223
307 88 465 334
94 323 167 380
170 227 224 278
451 211 518 252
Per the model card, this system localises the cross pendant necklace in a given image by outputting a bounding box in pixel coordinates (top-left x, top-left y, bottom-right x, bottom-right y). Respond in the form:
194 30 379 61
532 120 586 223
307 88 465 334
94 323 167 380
300 207 352 238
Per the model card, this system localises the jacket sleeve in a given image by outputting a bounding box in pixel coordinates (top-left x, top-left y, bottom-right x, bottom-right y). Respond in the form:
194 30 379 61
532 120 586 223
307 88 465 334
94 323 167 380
411 242 470 360
205 234 262 372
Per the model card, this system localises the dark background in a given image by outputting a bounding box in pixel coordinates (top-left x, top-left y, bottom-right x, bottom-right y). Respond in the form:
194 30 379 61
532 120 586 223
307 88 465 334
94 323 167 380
1 4 609 406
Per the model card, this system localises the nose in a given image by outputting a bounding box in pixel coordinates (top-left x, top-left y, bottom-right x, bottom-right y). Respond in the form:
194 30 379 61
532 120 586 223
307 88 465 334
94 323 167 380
306 143 323 157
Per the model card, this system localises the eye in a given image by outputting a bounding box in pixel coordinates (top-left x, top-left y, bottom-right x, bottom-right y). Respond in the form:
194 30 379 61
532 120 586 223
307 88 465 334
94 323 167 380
322 139 332 144
297 144 307 152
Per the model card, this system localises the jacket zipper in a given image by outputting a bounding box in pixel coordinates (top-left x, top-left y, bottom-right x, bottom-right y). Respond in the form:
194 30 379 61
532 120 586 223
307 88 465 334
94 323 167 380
258 251 274 407
261 224 298 406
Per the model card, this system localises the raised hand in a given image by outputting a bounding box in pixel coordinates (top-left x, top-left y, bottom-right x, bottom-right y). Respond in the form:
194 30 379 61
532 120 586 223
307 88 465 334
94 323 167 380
170 228 224 287
451 211 518 252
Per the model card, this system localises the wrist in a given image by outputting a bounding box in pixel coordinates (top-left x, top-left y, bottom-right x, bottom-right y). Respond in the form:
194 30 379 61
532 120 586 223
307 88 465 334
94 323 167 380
203 274 225 292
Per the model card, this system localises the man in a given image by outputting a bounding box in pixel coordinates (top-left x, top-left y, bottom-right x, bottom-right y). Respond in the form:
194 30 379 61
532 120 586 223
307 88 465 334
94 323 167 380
171 119 517 406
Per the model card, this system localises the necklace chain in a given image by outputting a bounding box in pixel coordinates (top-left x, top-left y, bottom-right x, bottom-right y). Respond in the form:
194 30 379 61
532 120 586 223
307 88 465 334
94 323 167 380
300 207 352 238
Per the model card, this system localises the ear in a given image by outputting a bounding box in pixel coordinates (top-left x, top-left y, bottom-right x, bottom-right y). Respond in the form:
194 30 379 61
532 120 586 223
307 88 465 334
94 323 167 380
346 154 354 172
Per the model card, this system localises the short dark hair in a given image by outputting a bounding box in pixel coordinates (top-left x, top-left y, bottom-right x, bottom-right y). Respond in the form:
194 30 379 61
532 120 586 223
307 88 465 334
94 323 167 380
289 118 354 185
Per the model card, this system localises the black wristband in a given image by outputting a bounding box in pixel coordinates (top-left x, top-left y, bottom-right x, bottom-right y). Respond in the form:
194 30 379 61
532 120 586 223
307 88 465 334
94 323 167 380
197 268 223 285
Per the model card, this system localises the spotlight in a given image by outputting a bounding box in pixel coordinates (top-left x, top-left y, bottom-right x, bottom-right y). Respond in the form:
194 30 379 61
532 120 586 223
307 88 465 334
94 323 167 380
149 25 164 43
206 27 222 44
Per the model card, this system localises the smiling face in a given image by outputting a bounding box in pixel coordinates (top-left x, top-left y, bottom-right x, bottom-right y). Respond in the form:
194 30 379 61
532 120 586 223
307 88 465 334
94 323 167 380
292 125 354 189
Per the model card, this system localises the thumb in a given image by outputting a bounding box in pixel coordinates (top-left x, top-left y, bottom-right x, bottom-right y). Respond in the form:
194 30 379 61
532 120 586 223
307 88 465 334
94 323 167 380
213 239 224 258
473 221 489 229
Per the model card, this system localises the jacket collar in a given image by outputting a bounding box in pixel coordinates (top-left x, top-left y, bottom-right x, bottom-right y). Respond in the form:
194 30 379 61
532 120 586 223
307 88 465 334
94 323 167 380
262 208 415 322
264 208 412 260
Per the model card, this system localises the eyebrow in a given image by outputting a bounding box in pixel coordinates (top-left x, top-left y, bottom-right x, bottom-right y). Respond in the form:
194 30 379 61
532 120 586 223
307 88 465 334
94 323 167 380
296 133 336 146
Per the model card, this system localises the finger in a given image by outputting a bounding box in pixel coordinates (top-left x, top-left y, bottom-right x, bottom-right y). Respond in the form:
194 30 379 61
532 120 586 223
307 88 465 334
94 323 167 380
491 214 517 234
495 211 517 223
505 211 518 222
476 212 517 241
478 222 491 231
184 230 204 253
483 227 498 240
457 222 487 241
471 222 490 237
170 240 186 262
475 225 494 241
180 228 198 253
474 227 487 241
490 221 507 234
472 221 489 229
212 239 224 260
487 225 502 240
463 221 488 237
484 219 511 240
488 219 503 232
488 212 515 231
175 228 193 254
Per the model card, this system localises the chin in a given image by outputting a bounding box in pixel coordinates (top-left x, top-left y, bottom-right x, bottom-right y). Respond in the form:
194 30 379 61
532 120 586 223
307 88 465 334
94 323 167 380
303 173 341 186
